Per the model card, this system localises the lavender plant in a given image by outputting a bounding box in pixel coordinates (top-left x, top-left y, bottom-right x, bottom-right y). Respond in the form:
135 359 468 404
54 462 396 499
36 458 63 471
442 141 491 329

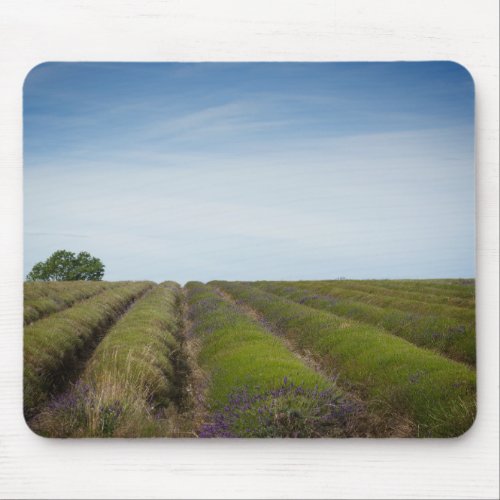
199 378 358 438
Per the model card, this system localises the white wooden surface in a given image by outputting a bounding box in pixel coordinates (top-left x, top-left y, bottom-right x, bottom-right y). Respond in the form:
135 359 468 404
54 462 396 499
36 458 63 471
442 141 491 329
0 1 498 498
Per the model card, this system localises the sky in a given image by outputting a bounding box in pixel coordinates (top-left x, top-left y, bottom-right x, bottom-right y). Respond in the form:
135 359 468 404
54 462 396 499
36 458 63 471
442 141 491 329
24 62 475 283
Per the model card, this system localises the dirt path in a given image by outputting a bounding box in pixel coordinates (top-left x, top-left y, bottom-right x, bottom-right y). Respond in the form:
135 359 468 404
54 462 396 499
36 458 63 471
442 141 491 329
161 286 209 437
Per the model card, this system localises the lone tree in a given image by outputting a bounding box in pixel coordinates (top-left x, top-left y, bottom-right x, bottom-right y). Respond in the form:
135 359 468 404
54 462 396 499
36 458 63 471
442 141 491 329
26 250 105 281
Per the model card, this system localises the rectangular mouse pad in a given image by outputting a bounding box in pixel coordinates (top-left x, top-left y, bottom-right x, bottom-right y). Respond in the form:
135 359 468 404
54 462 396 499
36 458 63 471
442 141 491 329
23 62 476 438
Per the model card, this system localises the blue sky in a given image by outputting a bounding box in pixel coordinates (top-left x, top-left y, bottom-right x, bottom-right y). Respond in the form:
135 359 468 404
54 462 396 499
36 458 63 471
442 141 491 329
24 62 475 283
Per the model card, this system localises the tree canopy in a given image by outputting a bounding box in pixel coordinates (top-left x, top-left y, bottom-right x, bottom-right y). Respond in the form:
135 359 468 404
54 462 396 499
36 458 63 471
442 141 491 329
26 250 105 281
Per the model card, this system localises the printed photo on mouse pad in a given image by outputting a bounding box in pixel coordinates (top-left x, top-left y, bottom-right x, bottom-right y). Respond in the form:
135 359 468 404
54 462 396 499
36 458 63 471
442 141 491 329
23 62 476 438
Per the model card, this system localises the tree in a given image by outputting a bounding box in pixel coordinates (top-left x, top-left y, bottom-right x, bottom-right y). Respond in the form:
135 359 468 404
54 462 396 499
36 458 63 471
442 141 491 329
26 250 105 281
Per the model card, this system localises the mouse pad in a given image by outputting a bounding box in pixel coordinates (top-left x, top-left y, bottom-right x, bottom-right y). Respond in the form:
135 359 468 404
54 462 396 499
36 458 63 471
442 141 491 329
23 62 476 438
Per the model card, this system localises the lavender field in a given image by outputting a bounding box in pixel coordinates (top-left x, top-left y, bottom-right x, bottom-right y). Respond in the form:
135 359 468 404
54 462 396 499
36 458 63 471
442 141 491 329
24 279 476 438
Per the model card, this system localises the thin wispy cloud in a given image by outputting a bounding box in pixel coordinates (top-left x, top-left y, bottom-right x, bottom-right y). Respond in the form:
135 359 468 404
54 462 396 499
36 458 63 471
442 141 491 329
24 62 474 282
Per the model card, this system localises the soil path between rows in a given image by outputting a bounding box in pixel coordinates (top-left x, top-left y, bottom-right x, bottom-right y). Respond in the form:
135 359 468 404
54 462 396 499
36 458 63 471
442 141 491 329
162 286 210 437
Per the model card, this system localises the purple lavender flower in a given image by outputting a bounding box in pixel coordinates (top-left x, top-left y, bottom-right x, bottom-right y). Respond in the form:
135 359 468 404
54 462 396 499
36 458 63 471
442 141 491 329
198 379 358 438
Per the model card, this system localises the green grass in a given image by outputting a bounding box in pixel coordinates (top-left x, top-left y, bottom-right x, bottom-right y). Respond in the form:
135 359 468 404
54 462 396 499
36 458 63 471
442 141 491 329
214 281 476 437
252 281 475 365
186 282 355 437
24 280 119 324
24 281 153 418
31 282 182 437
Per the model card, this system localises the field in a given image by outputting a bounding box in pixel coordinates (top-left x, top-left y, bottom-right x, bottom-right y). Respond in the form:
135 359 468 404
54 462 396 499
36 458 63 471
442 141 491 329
24 279 476 438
